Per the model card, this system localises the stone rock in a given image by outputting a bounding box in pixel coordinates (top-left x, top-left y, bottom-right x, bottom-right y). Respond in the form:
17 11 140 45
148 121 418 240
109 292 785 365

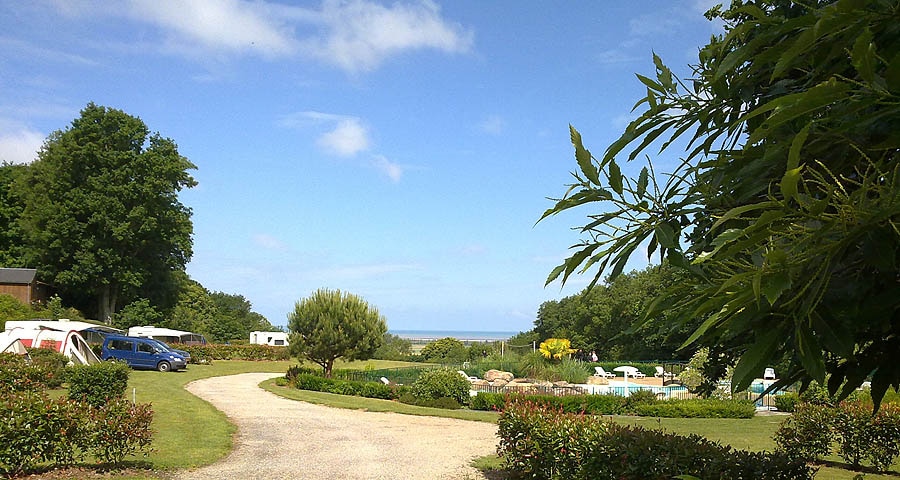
491 379 509 387
484 369 514 382
552 381 572 387
586 376 609 385
509 377 531 384
471 379 490 387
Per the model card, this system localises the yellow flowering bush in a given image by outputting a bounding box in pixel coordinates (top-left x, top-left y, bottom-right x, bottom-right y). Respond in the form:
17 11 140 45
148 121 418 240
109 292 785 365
539 338 575 360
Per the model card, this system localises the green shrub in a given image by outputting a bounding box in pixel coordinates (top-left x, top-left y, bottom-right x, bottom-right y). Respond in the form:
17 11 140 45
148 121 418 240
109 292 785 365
833 400 900 471
181 343 289 362
497 399 812 480
774 392 800 412
622 389 658 413
0 353 51 393
65 361 130 407
26 348 70 389
399 393 461 409
85 398 154 465
290 373 407 400
410 368 471 406
470 392 507 411
633 398 756 419
0 392 83 476
774 402 834 461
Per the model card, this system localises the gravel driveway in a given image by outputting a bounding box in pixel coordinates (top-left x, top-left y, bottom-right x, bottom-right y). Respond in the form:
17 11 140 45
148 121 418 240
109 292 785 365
173 373 499 480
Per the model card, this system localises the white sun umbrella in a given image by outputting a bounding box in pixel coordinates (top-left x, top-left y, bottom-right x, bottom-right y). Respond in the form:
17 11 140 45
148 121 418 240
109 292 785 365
613 366 641 397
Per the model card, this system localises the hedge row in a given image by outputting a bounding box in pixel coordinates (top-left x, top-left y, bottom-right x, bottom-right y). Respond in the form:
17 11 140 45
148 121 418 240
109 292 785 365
498 399 812 480
471 391 755 418
181 344 291 363
775 400 900 472
0 393 153 476
289 373 407 400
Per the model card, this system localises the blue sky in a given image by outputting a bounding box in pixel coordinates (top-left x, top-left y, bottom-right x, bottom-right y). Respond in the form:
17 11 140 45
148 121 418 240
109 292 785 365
0 1 723 332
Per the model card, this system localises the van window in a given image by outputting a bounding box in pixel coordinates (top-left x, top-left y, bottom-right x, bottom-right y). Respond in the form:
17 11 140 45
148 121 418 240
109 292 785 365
137 342 155 353
110 339 133 351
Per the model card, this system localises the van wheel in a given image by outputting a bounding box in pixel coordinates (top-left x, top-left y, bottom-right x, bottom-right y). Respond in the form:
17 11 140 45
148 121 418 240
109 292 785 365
157 361 171 372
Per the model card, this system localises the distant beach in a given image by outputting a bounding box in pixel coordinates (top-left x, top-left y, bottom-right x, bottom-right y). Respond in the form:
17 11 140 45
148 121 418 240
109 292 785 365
389 330 518 342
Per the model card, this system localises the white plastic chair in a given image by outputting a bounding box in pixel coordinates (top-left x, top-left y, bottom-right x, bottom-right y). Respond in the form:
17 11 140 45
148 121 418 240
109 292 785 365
594 366 616 378
763 368 776 380
654 366 674 379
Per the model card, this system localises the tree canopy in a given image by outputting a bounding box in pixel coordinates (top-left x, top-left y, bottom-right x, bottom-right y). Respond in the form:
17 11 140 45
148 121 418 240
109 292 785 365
534 265 696 361
287 289 387 377
541 0 900 407
16 103 197 322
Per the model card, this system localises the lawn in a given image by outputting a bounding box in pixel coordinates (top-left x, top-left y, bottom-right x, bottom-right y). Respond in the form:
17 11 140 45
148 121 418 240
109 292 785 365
31 360 899 479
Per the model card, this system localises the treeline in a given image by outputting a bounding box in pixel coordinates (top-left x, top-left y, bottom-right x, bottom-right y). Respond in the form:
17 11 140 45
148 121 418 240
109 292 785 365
0 103 273 342
511 264 699 361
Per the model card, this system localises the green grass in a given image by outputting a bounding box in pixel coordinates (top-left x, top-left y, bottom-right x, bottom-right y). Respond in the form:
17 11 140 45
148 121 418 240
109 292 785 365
259 378 500 422
33 359 900 480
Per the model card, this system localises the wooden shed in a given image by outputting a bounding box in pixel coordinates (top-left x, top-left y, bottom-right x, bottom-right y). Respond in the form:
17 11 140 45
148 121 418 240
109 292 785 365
0 268 49 305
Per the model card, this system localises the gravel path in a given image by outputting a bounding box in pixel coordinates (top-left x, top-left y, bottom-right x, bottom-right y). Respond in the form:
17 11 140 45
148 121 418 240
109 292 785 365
173 373 499 480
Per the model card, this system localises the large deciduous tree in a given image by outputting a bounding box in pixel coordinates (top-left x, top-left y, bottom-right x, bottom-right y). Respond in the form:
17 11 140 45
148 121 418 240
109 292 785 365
17 103 196 322
0 162 28 266
541 1 900 407
287 289 386 377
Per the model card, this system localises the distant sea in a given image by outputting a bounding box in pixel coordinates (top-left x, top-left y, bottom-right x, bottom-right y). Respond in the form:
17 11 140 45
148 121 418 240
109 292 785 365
389 329 518 342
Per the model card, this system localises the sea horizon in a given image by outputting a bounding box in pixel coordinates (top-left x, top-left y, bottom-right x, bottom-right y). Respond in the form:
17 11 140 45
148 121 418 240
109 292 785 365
389 329 519 342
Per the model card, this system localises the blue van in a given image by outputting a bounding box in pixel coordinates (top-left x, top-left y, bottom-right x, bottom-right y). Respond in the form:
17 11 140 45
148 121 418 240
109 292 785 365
101 334 187 372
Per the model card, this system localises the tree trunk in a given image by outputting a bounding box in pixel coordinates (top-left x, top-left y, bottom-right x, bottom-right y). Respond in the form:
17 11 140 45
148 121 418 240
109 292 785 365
325 358 335 378
97 283 118 324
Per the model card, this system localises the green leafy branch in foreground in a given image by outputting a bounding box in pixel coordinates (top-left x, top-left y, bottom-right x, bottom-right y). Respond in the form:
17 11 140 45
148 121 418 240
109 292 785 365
540 0 900 408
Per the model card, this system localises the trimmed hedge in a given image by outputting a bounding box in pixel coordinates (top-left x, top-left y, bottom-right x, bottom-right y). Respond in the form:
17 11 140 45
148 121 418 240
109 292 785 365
181 343 291 362
0 392 154 476
65 361 130 407
290 373 407 400
633 398 756 419
471 391 755 418
498 399 812 480
775 399 900 472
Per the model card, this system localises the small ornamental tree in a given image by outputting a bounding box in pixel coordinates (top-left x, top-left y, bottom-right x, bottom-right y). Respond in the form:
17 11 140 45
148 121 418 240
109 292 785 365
420 337 467 363
539 338 575 361
287 289 387 377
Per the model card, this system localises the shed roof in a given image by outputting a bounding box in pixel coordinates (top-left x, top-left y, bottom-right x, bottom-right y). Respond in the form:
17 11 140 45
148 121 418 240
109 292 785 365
0 268 37 284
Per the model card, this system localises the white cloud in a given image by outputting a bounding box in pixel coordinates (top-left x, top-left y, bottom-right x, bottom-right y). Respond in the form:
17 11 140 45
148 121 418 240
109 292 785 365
0 124 45 164
478 115 505 135
49 0 472 73
306 0 473 73
371 155 403 182
315 263 422 282
252 233 287 250
317 118 371 157
126 0 296 58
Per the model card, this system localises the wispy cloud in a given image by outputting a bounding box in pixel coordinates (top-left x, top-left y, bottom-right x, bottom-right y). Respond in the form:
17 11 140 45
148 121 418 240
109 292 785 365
279 111 405 182
478 115 506 135
48 0 472 73
127 0 296 59
371 155 404 182
303 0 473 73
317 118 371 157
252 233 287 251
314 263 422 282
0 121 45 164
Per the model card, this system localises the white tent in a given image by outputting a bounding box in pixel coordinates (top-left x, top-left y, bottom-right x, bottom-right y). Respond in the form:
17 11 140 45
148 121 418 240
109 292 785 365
0 332 28 355
3 321 101 365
